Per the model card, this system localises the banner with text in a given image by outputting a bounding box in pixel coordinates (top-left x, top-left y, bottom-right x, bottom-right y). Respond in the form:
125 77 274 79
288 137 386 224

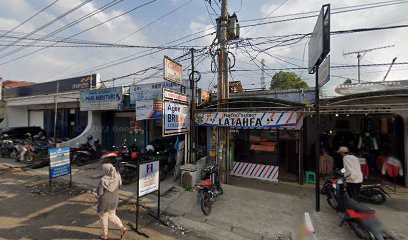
195 112 298 129
163 56 182 84
80 87 123 111
49 147 71 178
163 101 189 136
129 82 180 120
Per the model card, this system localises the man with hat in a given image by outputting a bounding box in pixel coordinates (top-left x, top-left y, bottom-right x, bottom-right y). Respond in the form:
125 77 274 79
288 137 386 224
337 146 363 201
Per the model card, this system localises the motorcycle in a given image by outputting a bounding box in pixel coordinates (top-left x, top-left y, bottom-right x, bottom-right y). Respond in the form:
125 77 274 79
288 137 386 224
321 172 390 207
72 139 104 166
30 140 52 169
70 136 95 163
360 183 390 205
196 163 223 216
323 169 395 240
0 134 18 158
101 139 141 185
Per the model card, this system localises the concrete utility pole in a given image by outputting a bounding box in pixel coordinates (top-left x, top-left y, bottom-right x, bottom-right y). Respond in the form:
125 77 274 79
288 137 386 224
343 45 394 83
260 59 266 90
190 48 196 163
217 0 229 183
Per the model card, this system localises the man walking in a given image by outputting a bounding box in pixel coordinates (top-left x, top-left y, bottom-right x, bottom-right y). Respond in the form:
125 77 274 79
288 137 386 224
337 146 363 201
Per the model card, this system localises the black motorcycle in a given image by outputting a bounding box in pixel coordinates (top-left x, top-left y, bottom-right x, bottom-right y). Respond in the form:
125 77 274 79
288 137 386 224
72 139 104 166
360 183 390 205
196 164 223 215
0 134 19 158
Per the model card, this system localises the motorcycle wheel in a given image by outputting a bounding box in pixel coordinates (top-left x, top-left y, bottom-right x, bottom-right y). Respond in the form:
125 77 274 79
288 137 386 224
327 193 338 210
75 155 89 166
200 191 212 216
362 189 386 205
349 220 371 239
11 149 19 162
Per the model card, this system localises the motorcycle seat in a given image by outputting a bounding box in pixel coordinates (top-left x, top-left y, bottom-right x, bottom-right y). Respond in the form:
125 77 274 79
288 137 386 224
196 179 213 187
345 197 374 213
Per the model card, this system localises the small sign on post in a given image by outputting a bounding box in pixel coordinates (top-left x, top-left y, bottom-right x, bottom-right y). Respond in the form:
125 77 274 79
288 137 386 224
130 159 164 238
163 56 183 84
318 55 330 88
49 147 72 192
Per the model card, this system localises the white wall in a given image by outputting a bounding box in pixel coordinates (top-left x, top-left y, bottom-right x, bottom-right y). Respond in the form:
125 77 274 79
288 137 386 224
60 111 101 148
29 111 44 128
5 106 28 127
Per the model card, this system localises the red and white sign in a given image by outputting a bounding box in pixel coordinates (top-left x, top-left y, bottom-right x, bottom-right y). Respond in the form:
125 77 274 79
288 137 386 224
163 56 182 84
163 88 188 103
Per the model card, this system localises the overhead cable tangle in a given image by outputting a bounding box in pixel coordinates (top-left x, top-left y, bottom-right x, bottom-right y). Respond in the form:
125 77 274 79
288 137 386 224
0 0 92 54
0 0 159 66
0 0 60 41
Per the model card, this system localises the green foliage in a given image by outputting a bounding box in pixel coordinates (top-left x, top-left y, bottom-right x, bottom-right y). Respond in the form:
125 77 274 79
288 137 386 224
269 71 309 90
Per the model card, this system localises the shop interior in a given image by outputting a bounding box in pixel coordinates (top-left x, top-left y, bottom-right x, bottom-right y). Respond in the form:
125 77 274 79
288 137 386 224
304 113 405 185
230 129 301 182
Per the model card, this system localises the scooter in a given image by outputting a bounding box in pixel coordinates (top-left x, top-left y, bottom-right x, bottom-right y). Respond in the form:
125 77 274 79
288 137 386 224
73 139 104 166
325 169 395 240
101 139 141 185
0 134 19 158
360 183 390 205
322 172 390 207
196 163 223 215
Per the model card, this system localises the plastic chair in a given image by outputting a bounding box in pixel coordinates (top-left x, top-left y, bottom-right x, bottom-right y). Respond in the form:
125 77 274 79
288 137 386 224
305 171 316 184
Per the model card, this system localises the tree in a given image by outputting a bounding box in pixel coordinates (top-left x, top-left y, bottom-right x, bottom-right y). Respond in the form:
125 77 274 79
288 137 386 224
343 79 352 84
269 71 308 90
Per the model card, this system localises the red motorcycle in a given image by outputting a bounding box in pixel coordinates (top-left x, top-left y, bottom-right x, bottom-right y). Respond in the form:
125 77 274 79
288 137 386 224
196 164 223 215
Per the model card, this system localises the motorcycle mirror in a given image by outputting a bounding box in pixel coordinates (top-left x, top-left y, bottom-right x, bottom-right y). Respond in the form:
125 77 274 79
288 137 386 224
112 145 116 148
340 168 346 174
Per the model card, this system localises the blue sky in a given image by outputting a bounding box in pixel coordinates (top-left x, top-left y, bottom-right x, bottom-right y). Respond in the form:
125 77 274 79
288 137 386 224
0 0 407 96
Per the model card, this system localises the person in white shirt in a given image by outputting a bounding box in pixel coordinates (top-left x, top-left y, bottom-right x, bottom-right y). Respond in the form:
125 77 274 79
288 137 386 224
337 146 363 201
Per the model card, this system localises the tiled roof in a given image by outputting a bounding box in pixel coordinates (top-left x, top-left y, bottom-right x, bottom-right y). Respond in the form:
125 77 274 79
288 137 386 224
2 80 34 89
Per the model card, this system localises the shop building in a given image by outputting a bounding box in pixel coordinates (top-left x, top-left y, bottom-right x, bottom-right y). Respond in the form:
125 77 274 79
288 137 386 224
1 74 101 143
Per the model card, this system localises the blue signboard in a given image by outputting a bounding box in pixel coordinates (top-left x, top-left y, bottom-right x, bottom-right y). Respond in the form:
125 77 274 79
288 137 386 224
80 87 123 111
49 147 71 178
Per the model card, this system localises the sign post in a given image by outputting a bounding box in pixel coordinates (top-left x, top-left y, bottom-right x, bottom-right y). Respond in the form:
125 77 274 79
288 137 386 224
163 56 183 85
308 4 330 212
49 147 71 192
130 159 162 238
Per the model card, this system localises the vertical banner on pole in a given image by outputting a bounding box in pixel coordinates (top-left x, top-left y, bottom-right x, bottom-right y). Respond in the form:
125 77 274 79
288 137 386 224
308 4 330 212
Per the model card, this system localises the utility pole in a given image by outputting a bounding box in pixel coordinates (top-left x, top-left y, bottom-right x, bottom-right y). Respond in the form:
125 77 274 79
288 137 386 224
217 0 229 183
260 59 266 90
53 80 60 146
343 45 394 83
190 48 196 163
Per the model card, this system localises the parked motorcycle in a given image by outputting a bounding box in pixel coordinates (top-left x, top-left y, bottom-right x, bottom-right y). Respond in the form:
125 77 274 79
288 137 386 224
0 134 18 158
323 169 395 240
196 163 223 216
70 135 95 163
101 139 141 185
360 183 390 205
30 140 52 169
72 139 104 166
321 172 390 206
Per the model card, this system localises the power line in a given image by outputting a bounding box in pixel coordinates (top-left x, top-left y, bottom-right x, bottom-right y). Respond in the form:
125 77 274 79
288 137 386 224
242 0 289 36
0 0 92 54
0 0 60 41
0 0 160 66
240 0 406 23
47 0 197 79
0 0 127 59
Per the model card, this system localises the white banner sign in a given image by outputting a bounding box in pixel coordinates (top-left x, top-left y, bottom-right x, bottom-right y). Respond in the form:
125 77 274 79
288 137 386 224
195 112 298 129
138 160 160 197
163 101 189 136
318 55 330 88
163 56 182 84
163 88 188 102
80 87 123 111
129 82 180 120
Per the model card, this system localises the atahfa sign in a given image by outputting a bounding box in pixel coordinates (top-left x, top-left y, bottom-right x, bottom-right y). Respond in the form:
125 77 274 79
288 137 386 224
195 112 298 129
